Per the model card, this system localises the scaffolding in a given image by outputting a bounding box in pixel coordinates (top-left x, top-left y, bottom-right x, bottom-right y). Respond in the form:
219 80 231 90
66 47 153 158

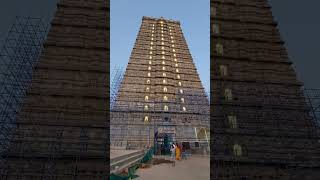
110 66 124 110
0 16 48 168
211 52 320 178
110 79 210 152
304 88 320 127
211 71 320 179
0 17 109 179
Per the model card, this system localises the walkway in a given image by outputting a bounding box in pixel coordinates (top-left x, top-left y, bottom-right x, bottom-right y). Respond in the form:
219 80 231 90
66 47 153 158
136 155 210 180
110 149 140 159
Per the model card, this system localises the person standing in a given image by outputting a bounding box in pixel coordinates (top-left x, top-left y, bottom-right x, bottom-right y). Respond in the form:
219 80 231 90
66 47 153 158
170 143 176 166
175 143 181 161
181 144 186 160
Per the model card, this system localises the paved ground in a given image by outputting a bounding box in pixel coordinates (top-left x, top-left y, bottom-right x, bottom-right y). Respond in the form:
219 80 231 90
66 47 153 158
136 155 210 180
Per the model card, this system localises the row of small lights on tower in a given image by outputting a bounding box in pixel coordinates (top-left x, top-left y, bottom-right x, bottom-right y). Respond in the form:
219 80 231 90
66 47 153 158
144 20 187 123
212 6 242 156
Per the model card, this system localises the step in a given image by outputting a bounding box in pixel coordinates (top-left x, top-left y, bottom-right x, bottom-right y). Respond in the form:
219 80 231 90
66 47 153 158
110 149 146 174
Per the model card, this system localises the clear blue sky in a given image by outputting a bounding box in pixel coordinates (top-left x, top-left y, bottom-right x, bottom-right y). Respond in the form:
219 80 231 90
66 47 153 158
110 0 210 94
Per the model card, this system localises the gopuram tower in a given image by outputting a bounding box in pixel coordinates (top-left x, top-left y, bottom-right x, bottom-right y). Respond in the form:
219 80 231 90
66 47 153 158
211 0 320 179
1 0 109 179
111 17 210 151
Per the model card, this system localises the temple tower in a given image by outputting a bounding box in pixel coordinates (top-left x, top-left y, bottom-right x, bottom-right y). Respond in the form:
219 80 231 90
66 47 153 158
1 0 109 179
211 0 320 179
111 16 210 151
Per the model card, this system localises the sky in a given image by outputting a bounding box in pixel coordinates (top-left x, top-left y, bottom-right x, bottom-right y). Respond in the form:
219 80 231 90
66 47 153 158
269 0 320 89
0 1 319 90
110 0 210 94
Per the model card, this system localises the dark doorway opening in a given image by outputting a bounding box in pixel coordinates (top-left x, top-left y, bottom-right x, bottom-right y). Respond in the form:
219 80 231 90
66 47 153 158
154 132 173 155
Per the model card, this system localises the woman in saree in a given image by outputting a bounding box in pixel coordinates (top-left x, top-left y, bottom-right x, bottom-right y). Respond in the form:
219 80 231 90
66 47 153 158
175 143 181 160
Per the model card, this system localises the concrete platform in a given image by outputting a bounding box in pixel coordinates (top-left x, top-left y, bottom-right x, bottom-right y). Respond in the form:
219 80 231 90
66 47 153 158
136 155 210 180
110 149 140 159
110 149 146 174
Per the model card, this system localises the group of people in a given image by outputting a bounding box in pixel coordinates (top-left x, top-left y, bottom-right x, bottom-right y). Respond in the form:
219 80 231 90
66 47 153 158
170 142 186 166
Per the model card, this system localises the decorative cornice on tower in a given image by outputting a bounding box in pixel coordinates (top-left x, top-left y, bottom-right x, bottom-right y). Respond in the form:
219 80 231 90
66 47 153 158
142 16 180 25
